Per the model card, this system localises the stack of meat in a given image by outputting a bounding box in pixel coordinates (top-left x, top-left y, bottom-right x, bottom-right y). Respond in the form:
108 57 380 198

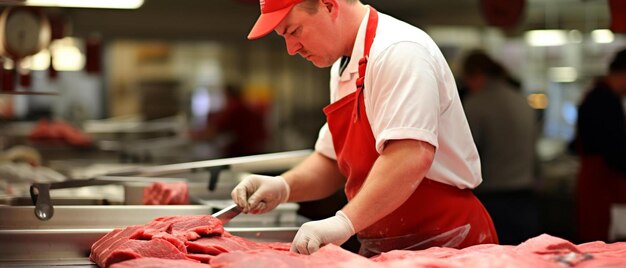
91 215 626 268
142 182 189 205
29 119 93 147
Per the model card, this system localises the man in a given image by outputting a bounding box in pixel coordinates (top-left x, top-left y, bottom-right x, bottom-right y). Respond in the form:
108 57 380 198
232 0 498 256
575 48 626 242
461 50 540 245
191 84 268 157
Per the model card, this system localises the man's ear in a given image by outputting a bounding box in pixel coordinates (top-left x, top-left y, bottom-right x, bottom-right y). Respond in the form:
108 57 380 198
321 0 339 17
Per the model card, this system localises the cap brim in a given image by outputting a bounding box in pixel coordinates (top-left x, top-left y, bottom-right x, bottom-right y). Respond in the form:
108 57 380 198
247 4 296 40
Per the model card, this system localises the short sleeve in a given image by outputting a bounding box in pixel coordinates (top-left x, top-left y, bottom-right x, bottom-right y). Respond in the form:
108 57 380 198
314 123 337 159
365 42 441 154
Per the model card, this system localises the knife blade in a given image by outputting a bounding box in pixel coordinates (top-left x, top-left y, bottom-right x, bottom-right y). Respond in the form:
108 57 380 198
212 203 242 224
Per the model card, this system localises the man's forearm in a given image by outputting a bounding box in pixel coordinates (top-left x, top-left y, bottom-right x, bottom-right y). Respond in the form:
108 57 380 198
342 139 435 232
281 151 346 202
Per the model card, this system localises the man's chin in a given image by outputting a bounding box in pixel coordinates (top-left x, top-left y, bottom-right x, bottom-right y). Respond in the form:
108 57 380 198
309 59 333 68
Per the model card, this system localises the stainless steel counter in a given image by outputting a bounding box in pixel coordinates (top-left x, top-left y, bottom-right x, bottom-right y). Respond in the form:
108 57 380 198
0 150 311 266
0 204 302 266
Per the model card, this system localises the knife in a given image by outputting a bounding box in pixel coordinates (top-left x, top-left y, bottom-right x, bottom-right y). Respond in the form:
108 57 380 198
212 203 243 224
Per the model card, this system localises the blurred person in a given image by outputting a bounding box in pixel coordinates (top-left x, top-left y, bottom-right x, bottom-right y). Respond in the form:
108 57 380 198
231 0 498 256
461 50 540 245
191 84 268 157
574 48 626 242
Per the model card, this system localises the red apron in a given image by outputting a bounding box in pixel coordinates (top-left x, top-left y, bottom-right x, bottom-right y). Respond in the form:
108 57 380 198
323 7 498 257
576 155 626 242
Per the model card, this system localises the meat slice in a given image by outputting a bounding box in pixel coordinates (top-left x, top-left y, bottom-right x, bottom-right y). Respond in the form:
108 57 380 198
210 244 375 268
142 215 224 241
210 248 306 268
109 257 210 268
306 244 376 267
143 182 189 205
186 253 215 263
90 215 225 267
90 226 144 267
102 239 196 267
515 234 582 255
186 232 283 255
371 246 461 262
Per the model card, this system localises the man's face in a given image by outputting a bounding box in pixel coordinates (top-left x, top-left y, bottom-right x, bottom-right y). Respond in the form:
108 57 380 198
275 2 343 68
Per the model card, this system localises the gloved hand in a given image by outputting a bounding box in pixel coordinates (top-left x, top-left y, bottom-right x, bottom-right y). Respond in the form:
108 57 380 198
230 174 290 214
291 211 356 255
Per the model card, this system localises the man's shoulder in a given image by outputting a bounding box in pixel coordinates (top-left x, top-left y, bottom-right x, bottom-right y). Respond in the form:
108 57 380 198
374 13 432 48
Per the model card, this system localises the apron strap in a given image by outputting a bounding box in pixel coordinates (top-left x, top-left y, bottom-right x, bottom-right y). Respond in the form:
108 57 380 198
353 6 378 122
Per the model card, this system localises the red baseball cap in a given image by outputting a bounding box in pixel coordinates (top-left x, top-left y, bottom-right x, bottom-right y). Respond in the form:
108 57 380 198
248 0 304 40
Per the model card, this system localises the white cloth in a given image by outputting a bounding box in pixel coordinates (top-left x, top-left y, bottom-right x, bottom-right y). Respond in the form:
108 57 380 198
314 8 481 189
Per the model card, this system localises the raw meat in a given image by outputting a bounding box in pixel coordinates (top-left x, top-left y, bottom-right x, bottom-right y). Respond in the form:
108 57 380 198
186 232 289 255
93 213 626 268
90 215 222 267
141 215 224 241
90 226 144 267
209 248 306 268
110 257 211 268
142 182 189 205
29 119 93 147
102 239 194 267
210 244 375 268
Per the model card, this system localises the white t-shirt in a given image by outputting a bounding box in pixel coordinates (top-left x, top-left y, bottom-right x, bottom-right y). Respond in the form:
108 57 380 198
314 8 482 189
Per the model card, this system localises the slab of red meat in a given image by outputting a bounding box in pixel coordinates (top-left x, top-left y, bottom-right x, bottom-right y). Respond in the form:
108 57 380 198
186 232 287 255
109 256 209 268
28 119 93 147
515 234 582 255
90 226 144 267
210 248 306 268
372 234 626 268
371 246 461 262
142 182 189 205
102 239 196 267
576 240 626 267
210 244 374 268
90 215 224 267
186 253 215 263
305 244 375 267
141 215 224 241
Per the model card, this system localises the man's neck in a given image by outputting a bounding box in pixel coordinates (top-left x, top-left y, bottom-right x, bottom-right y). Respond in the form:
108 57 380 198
340 2 368 56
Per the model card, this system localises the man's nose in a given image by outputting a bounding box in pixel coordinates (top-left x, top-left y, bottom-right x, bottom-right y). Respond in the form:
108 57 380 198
285 37 302 56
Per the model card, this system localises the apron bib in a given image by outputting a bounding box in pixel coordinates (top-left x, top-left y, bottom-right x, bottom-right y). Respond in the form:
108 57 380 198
323 7 498 257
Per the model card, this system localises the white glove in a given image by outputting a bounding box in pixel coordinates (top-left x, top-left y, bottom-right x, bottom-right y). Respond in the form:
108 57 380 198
291 211 356 255
230 174 290 214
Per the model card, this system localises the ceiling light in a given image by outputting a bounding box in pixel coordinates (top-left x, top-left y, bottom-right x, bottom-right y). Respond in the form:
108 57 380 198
525 30 568 47
548 67 578 83
591 29 614 44
568 30 583 44
25 0 144 9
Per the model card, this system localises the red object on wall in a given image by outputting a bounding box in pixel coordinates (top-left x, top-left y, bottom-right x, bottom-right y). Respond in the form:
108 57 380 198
19 70 31 88
610 0 626 33
2 68 15 92
480 0 526 29
47 11 68 41
85 34 102 74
